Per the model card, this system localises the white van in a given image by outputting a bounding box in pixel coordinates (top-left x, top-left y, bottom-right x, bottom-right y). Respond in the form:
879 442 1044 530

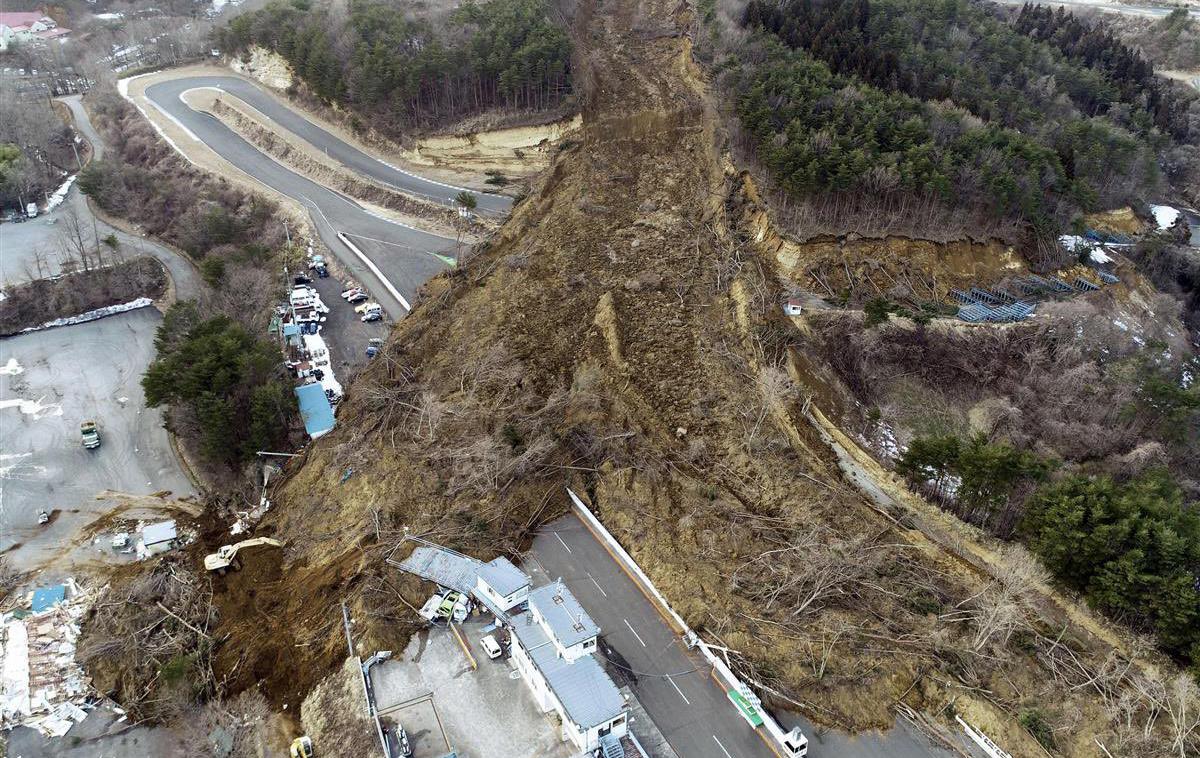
480 634 503 659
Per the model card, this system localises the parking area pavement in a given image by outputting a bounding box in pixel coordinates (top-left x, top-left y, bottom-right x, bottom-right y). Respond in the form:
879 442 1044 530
0 308 195 573
5 704 188 758
370 622 575 758
308 272 384 383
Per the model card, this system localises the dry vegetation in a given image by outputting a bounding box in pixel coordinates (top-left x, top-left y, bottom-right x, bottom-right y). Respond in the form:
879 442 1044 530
0 255 166 336
81 0 1200 755
79 553 218 723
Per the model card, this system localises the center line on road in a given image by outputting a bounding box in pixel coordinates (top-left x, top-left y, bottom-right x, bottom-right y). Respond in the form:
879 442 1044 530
712 734 734 758
588 574 608 598
667 675 691 705
623 619 647 647
554 533 572 553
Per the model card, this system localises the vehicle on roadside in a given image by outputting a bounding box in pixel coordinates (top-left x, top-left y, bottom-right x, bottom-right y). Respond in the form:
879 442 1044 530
354 301 381 314
396 726 413 758
480 634 503 659
294 273 312 285
37 509 50 525
25 202 38 219
340 283 362 299
345 290 369 303
361 310 383 323
80 420 101 449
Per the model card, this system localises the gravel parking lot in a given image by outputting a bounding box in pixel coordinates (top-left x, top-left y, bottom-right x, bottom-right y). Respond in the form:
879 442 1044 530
0 308 194 573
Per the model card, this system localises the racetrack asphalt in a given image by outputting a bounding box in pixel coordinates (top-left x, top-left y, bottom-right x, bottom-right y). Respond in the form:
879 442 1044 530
142 76 470 318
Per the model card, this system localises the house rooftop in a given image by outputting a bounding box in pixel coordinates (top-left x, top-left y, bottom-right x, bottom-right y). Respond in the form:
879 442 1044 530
142 520 177 545
511 611 624 730
397 545 481 595
30 585 66 613
476 556 530 597
294 382 335 438
528 581 599 649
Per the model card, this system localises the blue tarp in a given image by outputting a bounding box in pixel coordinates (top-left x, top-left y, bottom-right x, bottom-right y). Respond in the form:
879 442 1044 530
295 383 335 439
31 585 66 613
282 323 300 337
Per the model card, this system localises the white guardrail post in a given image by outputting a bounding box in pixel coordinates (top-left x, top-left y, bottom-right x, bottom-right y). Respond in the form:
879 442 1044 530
566 488 808 757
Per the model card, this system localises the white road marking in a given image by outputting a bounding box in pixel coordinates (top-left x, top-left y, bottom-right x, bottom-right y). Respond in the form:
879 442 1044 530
712 734 734 758
335 231 411 311
623 618 646 647
554 533 572 553
666 674 690 704
587 573 608 597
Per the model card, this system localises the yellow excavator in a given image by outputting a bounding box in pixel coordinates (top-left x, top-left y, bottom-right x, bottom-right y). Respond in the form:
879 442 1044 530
203 537 283 574
289 736 313 758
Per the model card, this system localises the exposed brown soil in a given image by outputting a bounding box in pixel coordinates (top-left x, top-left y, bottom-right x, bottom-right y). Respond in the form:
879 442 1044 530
97 0 1198 754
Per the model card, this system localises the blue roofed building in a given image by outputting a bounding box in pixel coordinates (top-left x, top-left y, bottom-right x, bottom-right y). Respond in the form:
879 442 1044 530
295 382 335 439
30 584 67 613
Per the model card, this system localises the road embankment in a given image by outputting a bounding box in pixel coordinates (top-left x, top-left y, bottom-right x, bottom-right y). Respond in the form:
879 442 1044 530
200 93 491 241
0 257 167 337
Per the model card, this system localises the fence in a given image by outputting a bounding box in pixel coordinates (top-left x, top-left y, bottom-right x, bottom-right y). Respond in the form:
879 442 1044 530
566 488 808 758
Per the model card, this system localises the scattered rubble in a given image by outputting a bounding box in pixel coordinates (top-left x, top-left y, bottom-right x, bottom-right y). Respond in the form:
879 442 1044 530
1 578 104 738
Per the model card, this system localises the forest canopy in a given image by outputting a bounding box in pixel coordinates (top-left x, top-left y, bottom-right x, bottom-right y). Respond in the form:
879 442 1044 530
726 0 1199 251
218 0 572 134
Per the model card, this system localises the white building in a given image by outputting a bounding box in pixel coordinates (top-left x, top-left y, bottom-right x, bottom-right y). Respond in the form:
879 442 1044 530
139 520 177 557
0 12 69 50
509 581 628 752
474 556 531 612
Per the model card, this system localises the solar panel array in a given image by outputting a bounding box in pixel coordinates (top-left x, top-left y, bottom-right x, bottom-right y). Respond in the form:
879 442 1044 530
954 270 1114 323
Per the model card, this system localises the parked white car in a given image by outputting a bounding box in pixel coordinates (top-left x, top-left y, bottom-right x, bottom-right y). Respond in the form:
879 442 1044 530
480 635 503 659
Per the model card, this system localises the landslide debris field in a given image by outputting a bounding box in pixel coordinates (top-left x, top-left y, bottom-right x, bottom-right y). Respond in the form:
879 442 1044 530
82 0 1199 755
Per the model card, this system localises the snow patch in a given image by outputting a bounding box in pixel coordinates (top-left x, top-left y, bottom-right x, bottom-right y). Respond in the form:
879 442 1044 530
20 298 154 334
0 396 63 418
44 175 76 213
1150 204 1180 230
0 358 23 376
1058 234 1085 252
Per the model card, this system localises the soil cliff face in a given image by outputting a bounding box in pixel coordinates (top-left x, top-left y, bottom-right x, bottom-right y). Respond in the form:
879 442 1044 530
200 0 1188 751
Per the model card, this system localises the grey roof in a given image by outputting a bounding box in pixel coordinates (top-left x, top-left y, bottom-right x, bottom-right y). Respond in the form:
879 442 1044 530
476 557 530 597
511 612 624 730
142 520 177 545
397 545 481 594
528 582 599 648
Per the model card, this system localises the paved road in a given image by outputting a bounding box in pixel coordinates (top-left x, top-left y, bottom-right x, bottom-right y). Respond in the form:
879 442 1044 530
527 515 778 758
0 308 195 572
153 75 512 215
141 77 467 318
6 704 187 758
2 96 204 299
989 0 1200 19
527 514 972 758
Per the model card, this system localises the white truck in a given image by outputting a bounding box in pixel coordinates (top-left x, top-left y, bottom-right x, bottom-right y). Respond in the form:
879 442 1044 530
25 202 38 219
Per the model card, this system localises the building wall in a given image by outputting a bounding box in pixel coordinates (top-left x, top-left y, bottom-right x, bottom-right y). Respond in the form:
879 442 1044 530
475 578 528 611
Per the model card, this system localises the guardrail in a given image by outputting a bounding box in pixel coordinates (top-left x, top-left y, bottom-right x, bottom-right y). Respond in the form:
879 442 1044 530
566 488 808 757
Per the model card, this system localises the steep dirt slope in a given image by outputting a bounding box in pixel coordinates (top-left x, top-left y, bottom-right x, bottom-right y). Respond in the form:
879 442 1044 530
199 0 1197 753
